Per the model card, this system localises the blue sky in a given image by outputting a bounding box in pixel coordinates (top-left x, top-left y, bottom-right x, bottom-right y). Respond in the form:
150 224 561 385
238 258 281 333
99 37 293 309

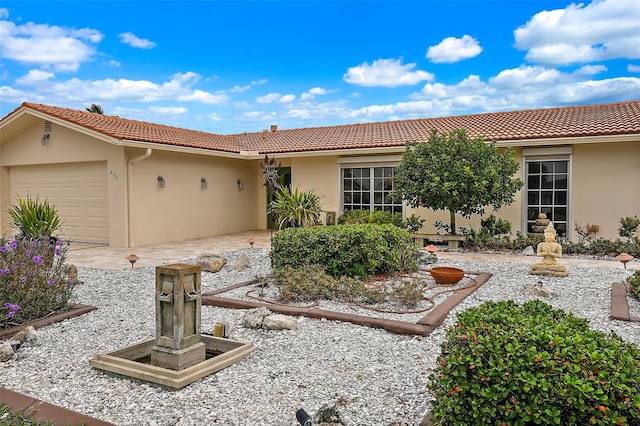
1 0 639 135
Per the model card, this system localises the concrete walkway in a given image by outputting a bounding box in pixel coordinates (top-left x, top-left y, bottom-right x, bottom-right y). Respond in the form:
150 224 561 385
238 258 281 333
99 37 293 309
68 230 637 271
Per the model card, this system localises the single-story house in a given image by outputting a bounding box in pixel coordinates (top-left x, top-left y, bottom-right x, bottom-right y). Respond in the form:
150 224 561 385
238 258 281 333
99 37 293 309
0 100 638 248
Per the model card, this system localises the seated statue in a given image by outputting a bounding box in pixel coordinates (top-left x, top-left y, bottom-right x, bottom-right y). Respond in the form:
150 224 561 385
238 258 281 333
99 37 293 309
529 223 568 277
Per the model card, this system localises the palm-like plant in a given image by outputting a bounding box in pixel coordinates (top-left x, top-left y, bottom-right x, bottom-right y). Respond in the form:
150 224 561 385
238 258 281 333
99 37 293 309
269 187 324 229
7 195 64 240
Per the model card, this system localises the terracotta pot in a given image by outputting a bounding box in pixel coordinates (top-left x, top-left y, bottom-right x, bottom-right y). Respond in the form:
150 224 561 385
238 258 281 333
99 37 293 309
430 266 464 285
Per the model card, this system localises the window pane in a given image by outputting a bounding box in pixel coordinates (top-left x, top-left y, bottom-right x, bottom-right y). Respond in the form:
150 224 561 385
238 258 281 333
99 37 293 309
361 179 370 191
353 193 361 204
374 192 382 204
527 191 539 205
554 207 566 221
555 176 567 189
554 161 567 173
541 175 554 189
362 193 370 204
344 180 352 190
556 223 567 236
528 175 540 189
554 191 567 205
528 207 539 220
374 168 383 177
352 169 361 178
528 163 540 173
541 162 553 173
541 191 553 205
343 169 352 178
540 207 552 217
362 168 370 178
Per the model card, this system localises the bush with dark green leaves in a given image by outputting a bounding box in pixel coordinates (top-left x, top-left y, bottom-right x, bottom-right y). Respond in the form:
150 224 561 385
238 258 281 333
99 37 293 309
337 209 425 233
270 224 418 279
628 270 640 301
428 300 640 426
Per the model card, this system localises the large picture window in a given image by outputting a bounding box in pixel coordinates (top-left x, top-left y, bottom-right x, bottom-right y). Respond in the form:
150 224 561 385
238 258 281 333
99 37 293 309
526 160 569 237
342 166 402 214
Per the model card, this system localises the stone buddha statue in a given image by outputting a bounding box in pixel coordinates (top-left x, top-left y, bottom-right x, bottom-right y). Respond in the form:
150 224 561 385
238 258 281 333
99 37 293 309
529 222 568 277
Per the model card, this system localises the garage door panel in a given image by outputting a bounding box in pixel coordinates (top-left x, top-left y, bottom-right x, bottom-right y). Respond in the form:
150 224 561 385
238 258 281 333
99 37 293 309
9 162 108 244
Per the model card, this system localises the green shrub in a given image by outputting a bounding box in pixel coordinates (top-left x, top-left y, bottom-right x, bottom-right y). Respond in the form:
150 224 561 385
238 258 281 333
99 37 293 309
270 224 418 279
337 209 425 233
0 237 80 328
428 300 640 426
619 216 640 247
628 270 640 301
480 214 512 237
7 195 63 240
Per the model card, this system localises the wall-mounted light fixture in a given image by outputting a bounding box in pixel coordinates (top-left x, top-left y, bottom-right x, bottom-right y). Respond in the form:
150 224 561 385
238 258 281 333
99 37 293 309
201 177 208 189
236 179 243 190
41 134 50 145
157 175 166 188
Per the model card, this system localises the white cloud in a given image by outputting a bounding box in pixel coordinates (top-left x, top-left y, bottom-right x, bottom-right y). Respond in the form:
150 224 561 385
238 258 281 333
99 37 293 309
301 86 332 101
628 64 640 73
576 65 607 75
0 19 103 71
0 8 9 19
118 32 157 49
16 69 55 85
178 89 228 105
109 60 121 67
343 58 434 87
208 113 223 122
229 79 268 93
426 35 482 63
279 94 295 103
514 0 640 66
149 106 187 115
256 93 281 103
308 87 327 95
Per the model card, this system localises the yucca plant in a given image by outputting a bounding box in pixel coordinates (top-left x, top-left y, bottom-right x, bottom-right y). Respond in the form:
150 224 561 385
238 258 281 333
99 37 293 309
269 187 323 229
7 195 63 240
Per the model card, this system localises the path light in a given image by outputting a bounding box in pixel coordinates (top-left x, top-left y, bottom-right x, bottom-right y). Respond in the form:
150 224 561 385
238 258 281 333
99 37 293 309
616 253 633 269
126 254 140 268
425 244 439 254
247 237 255 248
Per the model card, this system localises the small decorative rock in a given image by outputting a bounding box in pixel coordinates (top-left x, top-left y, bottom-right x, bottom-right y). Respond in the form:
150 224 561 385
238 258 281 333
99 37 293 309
196 255 227 273
315 402 348 425
233 254 251 271
418 251 438 265
0 343 14 362
263 314 297 331
242 307 272 329
65 264 79 281
12 326 38 346
524 281 554 298
521 246 535 256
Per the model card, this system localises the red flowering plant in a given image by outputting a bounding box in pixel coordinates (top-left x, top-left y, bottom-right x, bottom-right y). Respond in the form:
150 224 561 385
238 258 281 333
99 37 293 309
0 237 80 328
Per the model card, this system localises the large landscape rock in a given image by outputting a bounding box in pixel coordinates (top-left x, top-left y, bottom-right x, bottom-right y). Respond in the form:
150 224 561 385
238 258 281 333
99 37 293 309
196 255 227 273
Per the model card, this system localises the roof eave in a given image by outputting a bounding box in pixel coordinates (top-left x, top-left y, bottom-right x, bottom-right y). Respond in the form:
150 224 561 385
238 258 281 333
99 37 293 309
495 133 639 147
122 140 246 159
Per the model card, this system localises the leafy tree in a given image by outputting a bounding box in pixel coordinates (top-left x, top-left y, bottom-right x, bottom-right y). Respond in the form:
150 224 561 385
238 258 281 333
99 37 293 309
86 103 104 114
392 129 523 235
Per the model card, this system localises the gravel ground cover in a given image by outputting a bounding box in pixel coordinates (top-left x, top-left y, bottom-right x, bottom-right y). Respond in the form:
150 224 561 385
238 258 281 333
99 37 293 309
0 248 638 426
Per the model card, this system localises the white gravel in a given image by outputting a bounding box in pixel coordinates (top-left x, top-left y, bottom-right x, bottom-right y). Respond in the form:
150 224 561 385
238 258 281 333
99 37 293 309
1 248 638 426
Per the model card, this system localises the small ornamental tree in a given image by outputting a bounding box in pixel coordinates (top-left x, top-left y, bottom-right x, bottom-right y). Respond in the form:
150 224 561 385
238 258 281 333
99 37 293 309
392 129 524 235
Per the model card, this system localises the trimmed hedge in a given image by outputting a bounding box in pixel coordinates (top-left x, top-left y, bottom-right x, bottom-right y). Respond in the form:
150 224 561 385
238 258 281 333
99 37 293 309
270 224 418 279
428 300 640 425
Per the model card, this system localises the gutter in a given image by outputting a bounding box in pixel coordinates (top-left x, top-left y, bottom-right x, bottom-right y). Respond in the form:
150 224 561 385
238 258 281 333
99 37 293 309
126 148 152 248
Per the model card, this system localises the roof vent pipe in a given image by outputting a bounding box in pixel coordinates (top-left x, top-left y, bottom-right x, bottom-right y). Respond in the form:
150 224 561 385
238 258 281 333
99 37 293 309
271 125 277 133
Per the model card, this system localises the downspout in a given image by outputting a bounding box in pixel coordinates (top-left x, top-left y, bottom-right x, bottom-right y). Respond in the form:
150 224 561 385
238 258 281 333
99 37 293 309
127 148 152 248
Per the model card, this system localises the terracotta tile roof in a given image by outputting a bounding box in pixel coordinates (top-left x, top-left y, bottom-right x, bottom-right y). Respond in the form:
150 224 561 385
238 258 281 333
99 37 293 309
14 102 240 153
4 100 639 155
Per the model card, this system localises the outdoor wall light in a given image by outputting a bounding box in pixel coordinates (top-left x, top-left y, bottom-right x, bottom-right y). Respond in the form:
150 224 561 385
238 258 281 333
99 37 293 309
201 177 208 189
41 133 50 145
236 179 243 190
157 175 166 188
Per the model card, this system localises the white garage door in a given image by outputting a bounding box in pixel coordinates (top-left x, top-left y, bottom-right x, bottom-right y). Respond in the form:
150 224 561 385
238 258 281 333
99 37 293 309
9 162 108 244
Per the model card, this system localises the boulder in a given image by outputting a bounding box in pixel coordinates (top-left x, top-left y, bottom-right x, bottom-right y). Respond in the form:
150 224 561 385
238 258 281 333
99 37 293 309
12 326 38 346
263 314 297 331
524 281 554 298
242 307 272 328
315 402 348 425
521 246 536 256
196 255 227 273
234 254 251 271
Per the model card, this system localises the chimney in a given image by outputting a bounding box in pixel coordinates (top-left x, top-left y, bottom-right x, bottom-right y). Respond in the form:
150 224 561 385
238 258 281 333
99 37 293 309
271 125 277 133
262 129 267 141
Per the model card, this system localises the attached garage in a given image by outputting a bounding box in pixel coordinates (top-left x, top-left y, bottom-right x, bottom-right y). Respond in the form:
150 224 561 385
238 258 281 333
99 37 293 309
9 162 109 244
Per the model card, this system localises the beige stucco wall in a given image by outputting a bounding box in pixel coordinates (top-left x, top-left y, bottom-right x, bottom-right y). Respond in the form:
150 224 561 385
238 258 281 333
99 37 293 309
0 119 129 246
571 141 640 241
291 156 341 222
128 149 259 246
